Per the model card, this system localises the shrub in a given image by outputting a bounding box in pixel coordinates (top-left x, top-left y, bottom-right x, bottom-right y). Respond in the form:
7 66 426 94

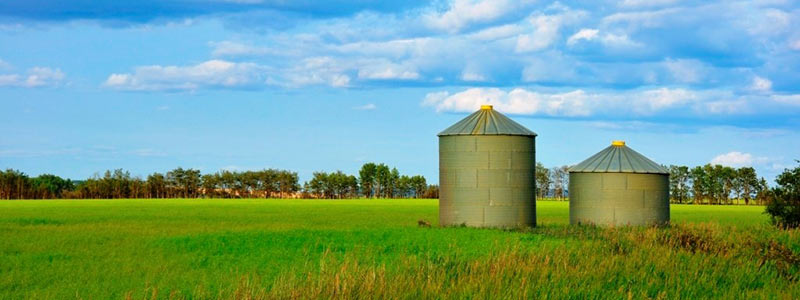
765 161 800 229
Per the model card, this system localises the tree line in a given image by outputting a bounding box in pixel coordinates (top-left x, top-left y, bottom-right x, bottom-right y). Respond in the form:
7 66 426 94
0 162 775 205
304 163 435 199
0 163 438 200
667 164 769 205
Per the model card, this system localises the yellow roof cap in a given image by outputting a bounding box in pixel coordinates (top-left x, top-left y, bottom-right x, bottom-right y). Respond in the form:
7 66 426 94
612 140 625 146
480 105 493 110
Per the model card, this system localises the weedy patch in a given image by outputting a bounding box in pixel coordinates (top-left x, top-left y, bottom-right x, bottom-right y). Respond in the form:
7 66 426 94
654 224 731 255
753 240 800 281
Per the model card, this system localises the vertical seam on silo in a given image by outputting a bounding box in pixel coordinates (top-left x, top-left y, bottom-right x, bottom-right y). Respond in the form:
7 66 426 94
489 112 500 135
623 148 634 173
488 185 492 206
595 147 614 172
473 111 485 135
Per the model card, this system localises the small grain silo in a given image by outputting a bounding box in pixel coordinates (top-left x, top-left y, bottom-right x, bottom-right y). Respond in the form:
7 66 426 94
568 141 669 226
438 105 537 227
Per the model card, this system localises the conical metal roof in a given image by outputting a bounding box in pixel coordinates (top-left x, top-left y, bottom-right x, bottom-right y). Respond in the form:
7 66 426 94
568 141 668 174
437 105 537 137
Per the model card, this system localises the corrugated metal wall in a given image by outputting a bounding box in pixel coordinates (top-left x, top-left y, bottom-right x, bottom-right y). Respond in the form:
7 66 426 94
439 135 536 227
569 173 669 226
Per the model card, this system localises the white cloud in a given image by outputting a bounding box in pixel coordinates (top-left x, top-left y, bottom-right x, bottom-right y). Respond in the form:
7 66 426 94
332 38 437 59
425 0 518 33
353 103 377 110
702 99 750 114
330 74 351 87
599 33 641 47
24 67 65 87
357 61 419 80
637 88 697 114
468 24 522 41
0 67 65 88
710 151 768 167
0 58 10 70
750 76 772 92
743 8 791 36
771 94 800 105
422 87 593 116
461 70 486 82
566 28 641 48
516 13 569 52
104 60 265 91
602 8 680 30
422 87 747 117
566 28 598 45
514 8 588 53
663 59 706 83
278 56 352 88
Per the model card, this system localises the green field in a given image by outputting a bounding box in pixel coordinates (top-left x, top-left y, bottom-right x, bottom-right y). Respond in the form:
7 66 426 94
1 199 798 299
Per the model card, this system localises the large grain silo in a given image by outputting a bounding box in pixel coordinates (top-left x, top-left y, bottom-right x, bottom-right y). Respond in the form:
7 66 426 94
438 105 537 228
568 141 669 226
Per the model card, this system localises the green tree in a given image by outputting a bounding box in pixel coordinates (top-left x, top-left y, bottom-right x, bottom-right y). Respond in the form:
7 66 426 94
308 172 330 198
374 164 391 198
146 173 167 198
409 175 427 198
30 174 74 199
0 169 31 199
358 163 377 198
535 162 551 199
668 165 690 203
689 166 707 204
388 168 400 198
277 170 299 198
201 173 219 198
737 167 759 205
765 161 800 229
719 166 736 205
166 168 201 198
395 175 411 198
550 166 568 200
756 177 770 205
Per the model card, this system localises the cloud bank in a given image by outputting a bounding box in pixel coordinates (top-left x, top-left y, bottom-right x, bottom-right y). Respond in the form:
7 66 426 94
0 66 64 88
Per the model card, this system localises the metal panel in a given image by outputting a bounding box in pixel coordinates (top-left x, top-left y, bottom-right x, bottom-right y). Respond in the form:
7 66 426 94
485 206 521 225
439 134 536 228
451 206 484 226
602 173 627 190
478 169 510 188
489 187 513 206
453 136 477 152
478 137 512 152
455 169 478 188
489 151 512 169
569 172 669 226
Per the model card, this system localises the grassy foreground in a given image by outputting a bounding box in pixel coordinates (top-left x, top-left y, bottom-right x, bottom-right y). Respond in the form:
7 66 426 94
1 199 798 299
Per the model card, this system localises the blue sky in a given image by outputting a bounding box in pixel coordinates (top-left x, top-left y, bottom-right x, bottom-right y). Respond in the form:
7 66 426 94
1 0 799 184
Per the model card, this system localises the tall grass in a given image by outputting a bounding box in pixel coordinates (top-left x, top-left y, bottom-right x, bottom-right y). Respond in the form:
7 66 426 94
1 199 797 299
222 224 798 299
